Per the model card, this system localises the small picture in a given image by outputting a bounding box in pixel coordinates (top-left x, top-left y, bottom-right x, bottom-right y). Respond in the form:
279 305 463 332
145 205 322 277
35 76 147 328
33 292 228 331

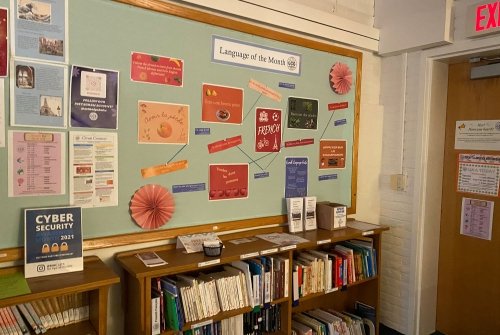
17 0 51 24
39 37 63 56
16 65 35 89
80 70 107 98
39 95 62 117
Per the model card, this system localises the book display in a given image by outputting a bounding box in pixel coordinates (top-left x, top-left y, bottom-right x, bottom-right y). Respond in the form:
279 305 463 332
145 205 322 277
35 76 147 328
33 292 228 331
0 256 119 335
116 223 388 335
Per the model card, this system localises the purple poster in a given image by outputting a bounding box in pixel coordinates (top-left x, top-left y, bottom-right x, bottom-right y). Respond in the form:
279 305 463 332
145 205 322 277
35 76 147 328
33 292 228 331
70 65 119 129
285 157 308 198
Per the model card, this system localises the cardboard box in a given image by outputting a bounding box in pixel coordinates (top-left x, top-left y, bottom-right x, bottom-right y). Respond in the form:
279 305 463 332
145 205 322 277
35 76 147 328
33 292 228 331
316 202 347 230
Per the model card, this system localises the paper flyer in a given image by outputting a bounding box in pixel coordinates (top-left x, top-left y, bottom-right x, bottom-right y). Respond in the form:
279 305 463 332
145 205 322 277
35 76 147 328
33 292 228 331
287 97 318 130
255 107 281 152
461 197 494 240
285 157 308 198
457 153 500 197
0 7 8 77
24 206 82 278
202 83 243 124
70 65 119 129
319 139 346 169
130 51 183 86
10 59 68 128
69 131 118 208
11 0 68 63
209 163 249 200
138 100 189 144
8 130 65 197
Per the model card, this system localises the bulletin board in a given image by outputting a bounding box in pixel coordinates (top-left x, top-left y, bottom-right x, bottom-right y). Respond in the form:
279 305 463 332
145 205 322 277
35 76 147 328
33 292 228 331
0 0 362 252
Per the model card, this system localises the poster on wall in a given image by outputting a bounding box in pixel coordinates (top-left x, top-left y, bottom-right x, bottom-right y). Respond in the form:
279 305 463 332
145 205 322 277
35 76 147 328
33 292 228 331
209 163 249 201
138 100 189 144
460 197 494 240
0 79 4 147
287 97 318 130
11 0 68 63
319 139 346 169
70 64 119 129
255 107 281 152
130 51 183 86
202 83 243 124
285 157 308 198
457 153 500 197
455 120 500 150
10 59 68 128
24 206 82 278
69 131 118 208
0 7 8 77
8 130 65 197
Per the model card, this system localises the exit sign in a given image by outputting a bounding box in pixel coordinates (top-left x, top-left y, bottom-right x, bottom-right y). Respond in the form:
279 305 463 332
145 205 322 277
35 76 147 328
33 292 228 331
467 1 500 37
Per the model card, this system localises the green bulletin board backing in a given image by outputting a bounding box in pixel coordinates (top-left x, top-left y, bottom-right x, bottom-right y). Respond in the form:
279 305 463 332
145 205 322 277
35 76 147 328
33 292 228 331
0 0 361 249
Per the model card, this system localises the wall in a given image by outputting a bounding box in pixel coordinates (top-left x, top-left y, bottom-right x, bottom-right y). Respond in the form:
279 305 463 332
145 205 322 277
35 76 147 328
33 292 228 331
378 0 500 334
92 1 384 334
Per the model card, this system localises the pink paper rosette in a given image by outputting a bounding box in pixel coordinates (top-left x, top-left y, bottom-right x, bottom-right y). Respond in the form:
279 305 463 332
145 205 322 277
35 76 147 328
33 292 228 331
329 62 353 95
130 184 175 230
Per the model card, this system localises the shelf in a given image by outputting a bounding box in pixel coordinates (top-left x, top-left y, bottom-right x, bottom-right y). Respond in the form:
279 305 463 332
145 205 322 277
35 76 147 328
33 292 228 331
0 255 120 335
116 225 388 335
0 256 119 307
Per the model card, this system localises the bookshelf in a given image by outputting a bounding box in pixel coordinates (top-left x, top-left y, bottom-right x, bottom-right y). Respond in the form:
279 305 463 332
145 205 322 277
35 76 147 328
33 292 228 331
0 256 120 335
116 225 388 334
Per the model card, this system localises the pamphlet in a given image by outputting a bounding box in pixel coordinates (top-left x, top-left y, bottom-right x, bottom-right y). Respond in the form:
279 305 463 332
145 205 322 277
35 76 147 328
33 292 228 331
303 196 317 231
136 252 168 267
286 197 303 233
176 232 223 254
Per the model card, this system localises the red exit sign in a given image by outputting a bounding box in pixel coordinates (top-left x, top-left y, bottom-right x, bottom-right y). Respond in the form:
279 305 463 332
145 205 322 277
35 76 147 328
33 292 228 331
467 1 500 37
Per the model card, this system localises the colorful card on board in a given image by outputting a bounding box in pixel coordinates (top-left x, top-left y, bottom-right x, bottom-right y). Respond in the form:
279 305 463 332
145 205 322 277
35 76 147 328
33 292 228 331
285 157 308 198
319 139 346 169
202 83 243 124
24 206 83 278
287 97 318 130
0 8 7 77
138 100 189 144
255 107 281 152
130 52 183 86
70 65 119 129
209 164 248 200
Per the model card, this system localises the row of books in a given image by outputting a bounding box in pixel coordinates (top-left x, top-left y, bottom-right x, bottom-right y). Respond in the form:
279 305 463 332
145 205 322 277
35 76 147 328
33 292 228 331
151 256 289 333
180 304 282 335
292 239 377 302
0 292 89 335
292 306 375 335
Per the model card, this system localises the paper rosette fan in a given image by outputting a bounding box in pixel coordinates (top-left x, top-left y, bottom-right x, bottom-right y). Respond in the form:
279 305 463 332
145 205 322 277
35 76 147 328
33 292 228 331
130 184 175 230
329 62 353 95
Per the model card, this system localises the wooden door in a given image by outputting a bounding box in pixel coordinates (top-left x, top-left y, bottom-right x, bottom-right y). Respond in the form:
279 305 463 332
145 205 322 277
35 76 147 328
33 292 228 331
436 61 500 334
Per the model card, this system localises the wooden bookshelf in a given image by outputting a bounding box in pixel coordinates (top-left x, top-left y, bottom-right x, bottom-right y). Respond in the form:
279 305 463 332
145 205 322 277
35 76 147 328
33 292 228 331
0 256 120 335
116 225 388 334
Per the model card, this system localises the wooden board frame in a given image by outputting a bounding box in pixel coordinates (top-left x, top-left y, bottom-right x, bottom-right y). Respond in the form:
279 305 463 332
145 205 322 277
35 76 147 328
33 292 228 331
0 0 361 261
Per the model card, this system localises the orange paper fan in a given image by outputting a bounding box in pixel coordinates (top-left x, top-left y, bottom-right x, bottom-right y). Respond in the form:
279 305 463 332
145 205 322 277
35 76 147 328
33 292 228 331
130 184 175 230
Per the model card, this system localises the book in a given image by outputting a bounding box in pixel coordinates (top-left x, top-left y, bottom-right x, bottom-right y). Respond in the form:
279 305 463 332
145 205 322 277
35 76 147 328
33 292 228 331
230 260 256 308
10 306 29 335
151 289 161 335
159 277 185 330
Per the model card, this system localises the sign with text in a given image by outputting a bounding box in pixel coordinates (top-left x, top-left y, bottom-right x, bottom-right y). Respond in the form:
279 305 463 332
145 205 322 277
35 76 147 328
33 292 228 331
209 164 249 200
131 52 183 86
212 36 301 76
455 120 500 150
285 157 308 198
255 108 281 152
466 1 500 37
319 140 347 169
24 206 83 278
